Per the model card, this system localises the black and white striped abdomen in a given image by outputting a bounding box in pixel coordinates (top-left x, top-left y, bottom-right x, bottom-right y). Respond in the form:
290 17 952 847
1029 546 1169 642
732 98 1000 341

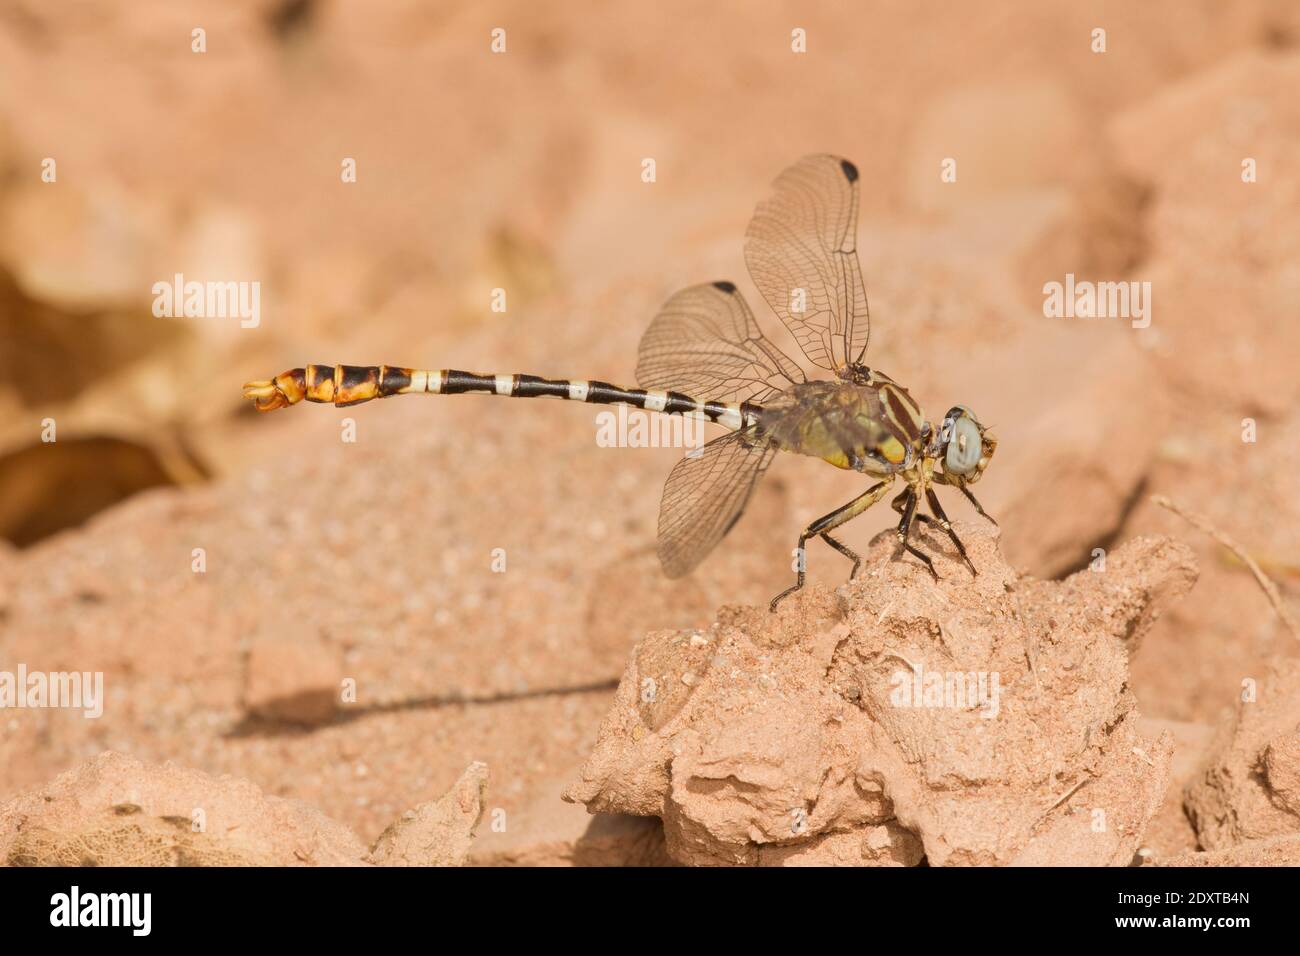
243 364 762 431
432 370 759 430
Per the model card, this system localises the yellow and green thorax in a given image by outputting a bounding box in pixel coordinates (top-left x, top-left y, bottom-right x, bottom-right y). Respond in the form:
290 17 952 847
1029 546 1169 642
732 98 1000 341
755 371 928 476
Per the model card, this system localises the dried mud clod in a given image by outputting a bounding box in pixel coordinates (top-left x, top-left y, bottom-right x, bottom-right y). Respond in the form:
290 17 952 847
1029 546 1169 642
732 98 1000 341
1184 659 1300 849
368 761 488 867
565 523 1198 866
0 752 368 866
0 752 490 867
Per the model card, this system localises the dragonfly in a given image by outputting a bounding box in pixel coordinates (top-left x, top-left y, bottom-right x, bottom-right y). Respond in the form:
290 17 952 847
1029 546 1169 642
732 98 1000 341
244 155 998 610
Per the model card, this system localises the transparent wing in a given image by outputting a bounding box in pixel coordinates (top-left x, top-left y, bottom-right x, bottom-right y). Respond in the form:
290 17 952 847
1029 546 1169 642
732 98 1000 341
758 382 893 462
636 281 804 404
744 154 870 371
657 427 776 578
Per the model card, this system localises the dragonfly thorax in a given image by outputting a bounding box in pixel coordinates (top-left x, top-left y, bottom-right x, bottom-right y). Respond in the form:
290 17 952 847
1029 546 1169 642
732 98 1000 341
758 375 927 476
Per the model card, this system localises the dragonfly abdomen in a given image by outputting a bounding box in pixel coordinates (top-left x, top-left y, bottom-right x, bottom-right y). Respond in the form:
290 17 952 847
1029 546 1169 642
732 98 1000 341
244 364 762 431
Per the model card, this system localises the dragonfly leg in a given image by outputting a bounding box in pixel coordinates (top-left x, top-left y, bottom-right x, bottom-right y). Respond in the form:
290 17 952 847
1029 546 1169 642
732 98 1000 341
925 487 977 576
770 479 892 611
893 487 942 531
820 533 862 579
896 486 939 580
933 472 998 527
892 488 930 521
959 485 998 527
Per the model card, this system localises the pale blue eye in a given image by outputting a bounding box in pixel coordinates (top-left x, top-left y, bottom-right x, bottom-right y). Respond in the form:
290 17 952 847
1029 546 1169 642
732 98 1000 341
945 417 982 474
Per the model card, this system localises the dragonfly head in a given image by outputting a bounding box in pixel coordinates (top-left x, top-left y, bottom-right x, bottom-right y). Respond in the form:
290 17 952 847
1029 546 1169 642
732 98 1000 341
937 405 996 484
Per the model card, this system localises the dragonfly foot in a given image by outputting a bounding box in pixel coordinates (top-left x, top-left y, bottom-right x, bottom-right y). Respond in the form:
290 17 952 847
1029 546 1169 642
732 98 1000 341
769 584 801 612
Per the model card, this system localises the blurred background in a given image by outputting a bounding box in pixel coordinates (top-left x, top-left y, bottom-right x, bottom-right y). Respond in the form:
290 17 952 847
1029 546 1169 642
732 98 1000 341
1 0 1298 862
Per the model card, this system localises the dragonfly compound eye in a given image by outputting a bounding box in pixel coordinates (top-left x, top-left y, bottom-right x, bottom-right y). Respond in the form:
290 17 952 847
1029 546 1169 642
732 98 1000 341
945 414 983 476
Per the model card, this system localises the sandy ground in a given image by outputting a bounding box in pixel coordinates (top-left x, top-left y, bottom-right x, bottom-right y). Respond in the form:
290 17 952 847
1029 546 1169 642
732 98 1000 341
1 1 1299 865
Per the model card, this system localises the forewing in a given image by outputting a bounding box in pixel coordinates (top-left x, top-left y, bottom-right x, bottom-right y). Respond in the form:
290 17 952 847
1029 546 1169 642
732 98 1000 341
657 427 776 578
744 154 870 371
637 282 804 404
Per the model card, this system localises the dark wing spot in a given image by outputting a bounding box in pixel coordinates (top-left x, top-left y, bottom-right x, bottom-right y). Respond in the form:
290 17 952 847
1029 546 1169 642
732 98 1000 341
712 280 737 293
839 159 859 182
